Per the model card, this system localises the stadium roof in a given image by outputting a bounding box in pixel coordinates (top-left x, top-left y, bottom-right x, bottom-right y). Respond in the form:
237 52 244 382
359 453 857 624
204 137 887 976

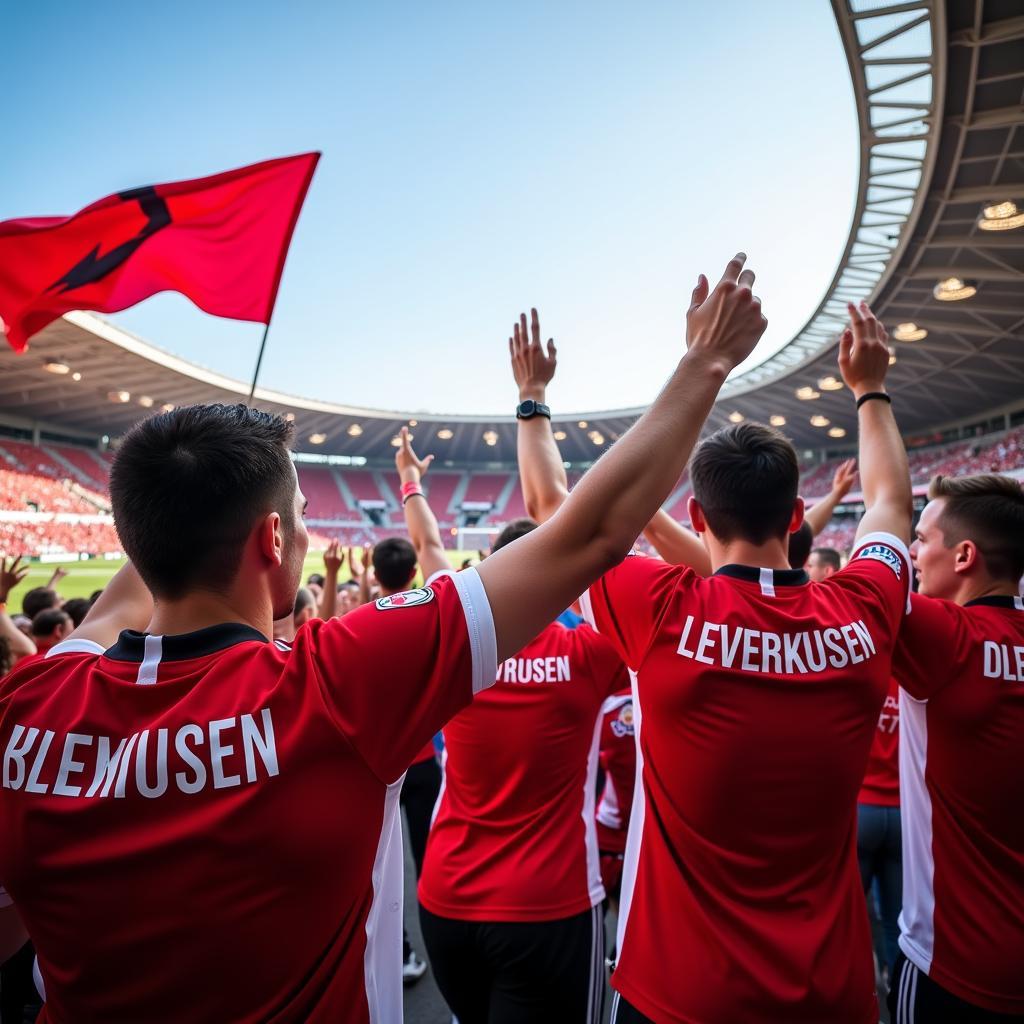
1 0 1022 463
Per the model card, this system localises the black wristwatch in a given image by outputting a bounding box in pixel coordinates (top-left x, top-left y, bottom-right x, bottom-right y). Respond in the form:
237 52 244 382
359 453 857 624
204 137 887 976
516 399 551 420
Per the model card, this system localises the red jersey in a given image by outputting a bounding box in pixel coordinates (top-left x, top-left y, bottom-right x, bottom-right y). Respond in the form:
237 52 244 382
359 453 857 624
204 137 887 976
595 689 636 856
418 621 628 922
0 570 496 1024
581 533 911 1024
858 676 900 806
893 592 1024 1014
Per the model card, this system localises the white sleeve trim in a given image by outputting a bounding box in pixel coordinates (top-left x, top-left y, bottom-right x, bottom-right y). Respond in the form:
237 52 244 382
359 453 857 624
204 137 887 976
425 568 454 586
578 588 597 631
852 530 912 614
46 638 105 658
451 567 498 695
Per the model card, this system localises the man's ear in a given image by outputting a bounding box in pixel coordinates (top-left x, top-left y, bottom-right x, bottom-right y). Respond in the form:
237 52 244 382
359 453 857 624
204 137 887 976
258 512 284 567
788 497 806 534
952 539 979 576
687 496 706 534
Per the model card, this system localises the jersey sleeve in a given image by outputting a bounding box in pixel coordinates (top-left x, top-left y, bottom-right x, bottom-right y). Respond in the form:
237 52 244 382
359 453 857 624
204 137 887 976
304 568 497 783
892 593 972 701
576 624 630 699
580 554 685 670
828 531 912 636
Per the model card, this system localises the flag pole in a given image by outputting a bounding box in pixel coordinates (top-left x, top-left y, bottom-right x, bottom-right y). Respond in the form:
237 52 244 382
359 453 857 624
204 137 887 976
247 321 272 404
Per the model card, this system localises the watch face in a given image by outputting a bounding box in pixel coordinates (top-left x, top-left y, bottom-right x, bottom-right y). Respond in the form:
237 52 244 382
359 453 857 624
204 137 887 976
519 400 536 416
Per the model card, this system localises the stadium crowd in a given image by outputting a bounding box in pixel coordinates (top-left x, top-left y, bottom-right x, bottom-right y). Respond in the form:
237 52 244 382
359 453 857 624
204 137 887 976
0 257 1022 1023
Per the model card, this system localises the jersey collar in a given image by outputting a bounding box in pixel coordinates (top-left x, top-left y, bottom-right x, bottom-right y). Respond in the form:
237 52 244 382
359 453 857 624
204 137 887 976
713 564 809 587
105 623 268 663
964 595 1024 611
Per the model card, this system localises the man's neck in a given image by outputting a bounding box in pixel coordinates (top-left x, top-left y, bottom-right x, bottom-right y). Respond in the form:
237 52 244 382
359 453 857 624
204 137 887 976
148 589 272 640
952 576 1020 608
708 538 794 573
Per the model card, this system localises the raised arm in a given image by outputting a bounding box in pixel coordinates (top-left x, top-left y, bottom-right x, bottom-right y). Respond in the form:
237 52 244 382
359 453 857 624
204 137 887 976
838 302 912 545
0 557 36 665
68 560 153 651
510 312 568 523
477 254 768 660
397 427 450 581
804 458 857 538
641 508 713 576
318 541 343 620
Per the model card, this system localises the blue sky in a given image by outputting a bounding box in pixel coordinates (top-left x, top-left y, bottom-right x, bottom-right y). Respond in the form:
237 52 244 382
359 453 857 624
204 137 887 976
4 1 857 415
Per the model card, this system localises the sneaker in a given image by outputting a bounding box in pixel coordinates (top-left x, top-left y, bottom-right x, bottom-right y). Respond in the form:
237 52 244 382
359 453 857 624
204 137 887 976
403 950 428 986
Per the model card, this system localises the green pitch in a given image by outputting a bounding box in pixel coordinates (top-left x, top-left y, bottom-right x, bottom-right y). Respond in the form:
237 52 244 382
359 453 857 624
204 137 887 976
5 551 479 616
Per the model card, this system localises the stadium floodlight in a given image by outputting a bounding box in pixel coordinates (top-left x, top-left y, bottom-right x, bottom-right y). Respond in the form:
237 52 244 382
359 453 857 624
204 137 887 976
893 323 927 342
588 430 605 445
728 411 744 423
796 387 820 401
437 428 453 440
888 348 898 366
553 430 567 441
577 420 588 429
43 359 70 375
810 415 830 428
389 435 404 447
138 395 154 408
769 415 786 427
71 372 82 381
934 277 977 301
828 427 847 439
977 201 1024 232
309 433 327 445
817 376 844 392
346 424 362 436
108 390 131 403
482 430 499 446
161 403 174 413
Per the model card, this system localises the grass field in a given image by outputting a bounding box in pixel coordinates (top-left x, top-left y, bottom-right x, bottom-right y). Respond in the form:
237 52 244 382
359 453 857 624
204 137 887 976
5 551 480 615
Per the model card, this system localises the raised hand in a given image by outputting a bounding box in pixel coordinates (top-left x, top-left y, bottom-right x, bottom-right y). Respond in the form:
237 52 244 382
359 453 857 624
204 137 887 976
510 308 557 401
831 458 858 500
838 301 890 397
685 253 768 375
395 425 433 483
0 555 29 602
323 540 344 575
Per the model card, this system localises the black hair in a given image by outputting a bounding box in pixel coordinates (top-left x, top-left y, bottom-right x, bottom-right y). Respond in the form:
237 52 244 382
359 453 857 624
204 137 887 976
31 608 71 638
109 404 296 599
293 587 316 616
690 423 799 544
491 518 538 553
307 573 325 587
22 586 58 620
787 522 813 570
372 538 418 591
62 597 91 628
810 547 842 572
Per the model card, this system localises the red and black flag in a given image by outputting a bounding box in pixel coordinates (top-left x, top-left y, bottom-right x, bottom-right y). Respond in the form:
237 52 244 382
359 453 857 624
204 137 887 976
0 152 320 352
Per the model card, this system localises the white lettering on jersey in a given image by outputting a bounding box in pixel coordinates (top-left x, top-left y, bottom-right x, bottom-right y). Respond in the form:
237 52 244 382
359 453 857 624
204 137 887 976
496 656 572 684
675 616 877 674
855 543 903 578
1 708 279 798
982 640 1024 682
878 694 900 735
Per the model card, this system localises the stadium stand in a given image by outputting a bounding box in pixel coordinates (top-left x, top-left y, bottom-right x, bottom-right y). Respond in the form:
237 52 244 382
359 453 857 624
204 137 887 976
296 465 350 520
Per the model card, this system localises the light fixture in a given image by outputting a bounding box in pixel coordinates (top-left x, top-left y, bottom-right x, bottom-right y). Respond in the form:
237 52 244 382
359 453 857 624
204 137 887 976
437 428 453 440
934 277 976 302
390 435 404 447
137 395 154 408
769 415 786 427
483 430 499 446
346 423 362 436
893 322 927 342
44 359 71 375
71 372 82 382
728 411 744 423
796 386 820 401
888 347 898 366
161 403 175 413
810 415 830 428
310 433 327 445
284 413 296 422
553 430 567 441
977 200 1024 232
409 419 418 427
108 390 131 403
588 430 605 445
818 375 844 392
828 427 847 439
578 420 588 429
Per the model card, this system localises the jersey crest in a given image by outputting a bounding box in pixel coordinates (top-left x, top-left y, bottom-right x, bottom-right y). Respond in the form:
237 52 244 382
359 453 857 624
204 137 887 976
610 701 635 737
375 587 435 611
856 543 902 578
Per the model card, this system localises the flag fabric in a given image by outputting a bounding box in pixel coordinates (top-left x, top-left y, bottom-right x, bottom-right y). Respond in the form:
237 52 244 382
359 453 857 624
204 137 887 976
0 152 320 353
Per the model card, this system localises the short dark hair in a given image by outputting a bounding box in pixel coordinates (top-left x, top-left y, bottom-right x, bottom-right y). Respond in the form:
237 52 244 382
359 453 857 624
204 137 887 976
787 522 813 569
307 573 325 587
491 518 538 553
62 597 91 628
293 587 316 616
928 474 1024 583
109 404 296 599
810 547 842 572
31 608 70 638
22 586 58 620
690 424 799 544
89 589 104 606
372 538 417 591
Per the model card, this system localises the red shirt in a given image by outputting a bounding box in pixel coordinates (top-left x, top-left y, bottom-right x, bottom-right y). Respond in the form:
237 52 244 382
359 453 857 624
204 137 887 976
595 689 636 855
581 533 910 1024
893 592 1024 1014
0 570 496 1024
418 621 628 922
858 676 900 806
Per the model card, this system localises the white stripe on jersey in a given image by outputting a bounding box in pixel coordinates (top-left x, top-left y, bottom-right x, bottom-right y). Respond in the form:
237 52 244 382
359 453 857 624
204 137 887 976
452 568 498 695
897 686 936 976
758 567 776 598
46 638 105 658
135 635 163 686
583 710 607 909
615 669 645 961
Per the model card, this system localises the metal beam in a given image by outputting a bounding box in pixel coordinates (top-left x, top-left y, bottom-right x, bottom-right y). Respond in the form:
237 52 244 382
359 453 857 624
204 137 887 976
944 183 1024 202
